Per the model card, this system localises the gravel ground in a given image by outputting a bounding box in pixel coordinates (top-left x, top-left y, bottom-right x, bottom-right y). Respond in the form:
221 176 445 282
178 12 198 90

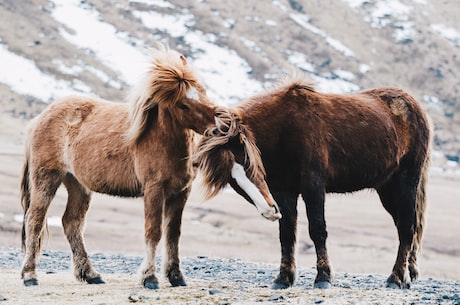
1 247 459 304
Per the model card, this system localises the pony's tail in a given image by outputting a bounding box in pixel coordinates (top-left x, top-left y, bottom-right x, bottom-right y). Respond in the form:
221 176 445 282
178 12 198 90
20 151 31 251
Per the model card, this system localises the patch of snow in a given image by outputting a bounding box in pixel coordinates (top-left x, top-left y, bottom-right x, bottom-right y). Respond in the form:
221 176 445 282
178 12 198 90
287 50 359 93
265 20 277 26
272 0 288 12
0 212 4 218
359 63 371 74
431 24 460 47
129 0 175 9
332 69 356 81
133 10 194 39
0 43 81 102
287 50 315 72
343 0 420 43
53 59 122 89
289 14 355 57
368 0 412 28
50 0 148 85
311 74 359 94
223 18 235 29
342 0 369 8
393 21 417 43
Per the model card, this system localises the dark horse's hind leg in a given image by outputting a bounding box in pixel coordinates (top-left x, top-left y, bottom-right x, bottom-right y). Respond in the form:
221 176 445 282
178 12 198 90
62 174 104 284
377 170 418 289
302 187 332 289
272 192 298 289
162 189 189 287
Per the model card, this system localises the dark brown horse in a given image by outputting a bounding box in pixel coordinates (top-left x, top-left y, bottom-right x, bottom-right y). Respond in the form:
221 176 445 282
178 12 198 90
20 44 221 289
194 74 432 289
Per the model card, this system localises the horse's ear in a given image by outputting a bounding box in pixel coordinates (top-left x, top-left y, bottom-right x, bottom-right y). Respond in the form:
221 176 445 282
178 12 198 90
180 55 187 65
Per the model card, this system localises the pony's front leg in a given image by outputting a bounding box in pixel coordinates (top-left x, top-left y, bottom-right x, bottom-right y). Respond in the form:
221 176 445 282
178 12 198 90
272 192 298 289
302 188 333 289
140 183 164 290
163 188 190 287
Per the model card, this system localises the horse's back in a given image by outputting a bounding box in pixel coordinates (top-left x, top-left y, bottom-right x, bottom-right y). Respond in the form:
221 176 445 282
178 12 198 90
25 96 137 192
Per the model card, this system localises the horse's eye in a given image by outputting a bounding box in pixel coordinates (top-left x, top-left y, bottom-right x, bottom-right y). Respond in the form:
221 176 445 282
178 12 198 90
178 103 189 111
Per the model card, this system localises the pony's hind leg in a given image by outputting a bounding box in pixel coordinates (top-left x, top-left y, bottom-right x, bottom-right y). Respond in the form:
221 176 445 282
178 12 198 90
272 192 298 290
62 174 103 284
162 189 189 287
377 171 418 289
21 169 62 286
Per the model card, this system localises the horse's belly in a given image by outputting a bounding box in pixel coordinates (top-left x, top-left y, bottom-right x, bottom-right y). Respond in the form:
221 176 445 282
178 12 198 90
69 156 142 197
326 162 397 193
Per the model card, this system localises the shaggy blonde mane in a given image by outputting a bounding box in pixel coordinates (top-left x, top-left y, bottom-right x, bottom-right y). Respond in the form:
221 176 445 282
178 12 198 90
194 108 266 199
126 43 202 145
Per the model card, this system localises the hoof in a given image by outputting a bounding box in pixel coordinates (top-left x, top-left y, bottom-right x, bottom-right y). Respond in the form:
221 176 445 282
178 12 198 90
143 275 160 290
24 279 38 287
386 282 400 289
170 278 187 287
166 266 187 287
271 281 290 290
386 281 410 289
87 277 105 285
314 281 332 289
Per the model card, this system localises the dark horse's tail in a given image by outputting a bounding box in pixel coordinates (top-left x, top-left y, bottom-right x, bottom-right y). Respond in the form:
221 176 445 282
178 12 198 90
404 93 432 278
413 131 431 260
20 149 31 251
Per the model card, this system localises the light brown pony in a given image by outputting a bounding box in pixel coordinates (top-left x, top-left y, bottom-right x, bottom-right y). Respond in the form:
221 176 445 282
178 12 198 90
20 44 219 289
194 74 432 289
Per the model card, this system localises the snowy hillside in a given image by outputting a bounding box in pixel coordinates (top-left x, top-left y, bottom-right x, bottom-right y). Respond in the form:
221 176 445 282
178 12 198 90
0 0 458 173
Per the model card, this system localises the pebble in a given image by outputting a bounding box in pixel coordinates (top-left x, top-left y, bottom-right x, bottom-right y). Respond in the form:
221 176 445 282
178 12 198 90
268 294 284 301
0 295 7 302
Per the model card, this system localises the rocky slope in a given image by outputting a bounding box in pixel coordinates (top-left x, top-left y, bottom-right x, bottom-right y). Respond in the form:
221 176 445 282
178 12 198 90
0 0 459 168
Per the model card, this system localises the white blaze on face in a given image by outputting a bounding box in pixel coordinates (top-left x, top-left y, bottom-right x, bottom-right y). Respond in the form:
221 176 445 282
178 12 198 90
231 162 273 216
186 86 200 101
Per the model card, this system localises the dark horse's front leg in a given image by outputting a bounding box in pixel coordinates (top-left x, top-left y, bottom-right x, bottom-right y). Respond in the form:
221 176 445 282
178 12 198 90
302 187 332 289
162 189 189 287
272 192 298 289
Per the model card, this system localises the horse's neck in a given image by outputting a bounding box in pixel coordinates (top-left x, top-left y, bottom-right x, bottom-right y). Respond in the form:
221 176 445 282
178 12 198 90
152 107 193 150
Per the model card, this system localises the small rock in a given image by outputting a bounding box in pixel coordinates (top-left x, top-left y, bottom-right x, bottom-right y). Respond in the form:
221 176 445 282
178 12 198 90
314 299 324 304
209 289 222 295
0 295 7 302
268 294 284 301
128 294 140 302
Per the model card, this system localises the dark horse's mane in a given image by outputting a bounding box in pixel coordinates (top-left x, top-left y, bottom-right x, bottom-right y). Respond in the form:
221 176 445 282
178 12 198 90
243 73 316 108
194 108 266 199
